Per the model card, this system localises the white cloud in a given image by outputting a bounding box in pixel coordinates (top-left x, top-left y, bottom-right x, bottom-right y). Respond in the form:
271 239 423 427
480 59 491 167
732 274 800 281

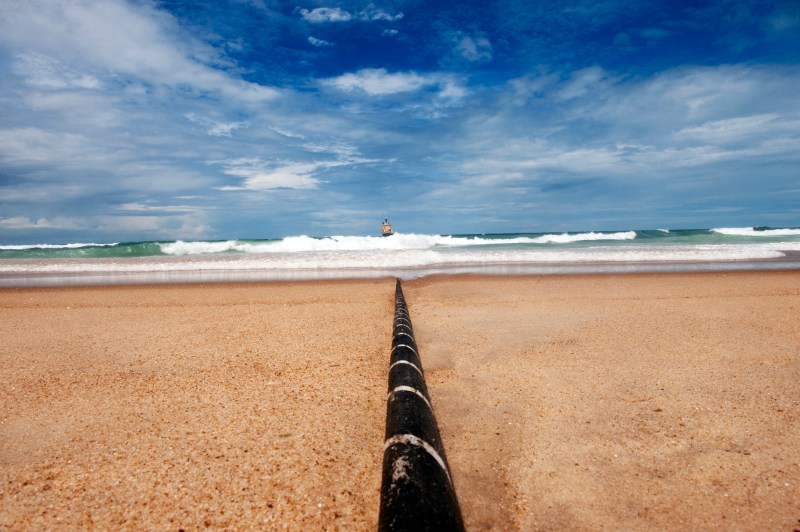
0 0 278 102
382 29 399 37
298 5 403 23
674 113 790 143
14 52 101 90
463 65 800 183
0 127 96 165
184 113 250 138
299 7 352 23
460 140 625 186
115 202 198 213
506 73 559 106
16 89 123 130
213 145 380 191
207 122 248 137
0 217 55 229
270 126 306 139
325 69 428 95
302 142 357 157
453 33 493 62
455 65 800 187
214 158 324 190
301 141 380 165
308 36 333 47
97 215 208 238
438 80 468 101
185 113 249 137
324 68 465 99
557 66 615 100
222 164 321 190
360 5 404 22
584 65 800 137
0 216 85 230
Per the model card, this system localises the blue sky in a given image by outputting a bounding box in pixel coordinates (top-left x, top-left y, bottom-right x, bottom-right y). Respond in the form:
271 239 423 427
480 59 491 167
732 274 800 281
0 0 798 243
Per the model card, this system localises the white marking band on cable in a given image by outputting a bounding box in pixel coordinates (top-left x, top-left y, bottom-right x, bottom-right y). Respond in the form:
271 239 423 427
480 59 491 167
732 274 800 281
394 322 413 332
394 315 411 323
389 385 433 411
384 433 452 485
394 331 414 342
391 343 418 357
389 359 423 376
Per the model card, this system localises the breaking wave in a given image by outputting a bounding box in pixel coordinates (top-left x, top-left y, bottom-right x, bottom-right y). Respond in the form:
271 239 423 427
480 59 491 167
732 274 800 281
712 227 800 237
159 231 638 255
0 242 118 251
3 227 800 286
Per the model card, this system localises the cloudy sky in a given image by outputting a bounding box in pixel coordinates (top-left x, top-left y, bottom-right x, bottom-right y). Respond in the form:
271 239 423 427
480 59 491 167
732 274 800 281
1 0 798 243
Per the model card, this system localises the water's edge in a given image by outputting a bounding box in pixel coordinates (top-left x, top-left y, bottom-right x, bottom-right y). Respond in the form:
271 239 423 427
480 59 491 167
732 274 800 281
3 254 800 287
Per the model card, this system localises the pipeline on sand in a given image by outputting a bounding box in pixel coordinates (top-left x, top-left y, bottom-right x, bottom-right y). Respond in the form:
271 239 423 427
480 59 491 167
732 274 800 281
378 279 465 531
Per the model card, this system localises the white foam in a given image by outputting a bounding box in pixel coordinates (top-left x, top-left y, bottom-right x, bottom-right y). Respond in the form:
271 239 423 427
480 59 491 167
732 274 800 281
530 231 637 244
158 231 639 256
2 242 796 275
0 242 118 250
160 240 240 255
712 227 800 237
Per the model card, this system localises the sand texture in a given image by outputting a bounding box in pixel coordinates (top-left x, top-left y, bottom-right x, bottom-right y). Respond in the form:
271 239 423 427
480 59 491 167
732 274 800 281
1 272 799 530
1 281 392 529
406 272 800 530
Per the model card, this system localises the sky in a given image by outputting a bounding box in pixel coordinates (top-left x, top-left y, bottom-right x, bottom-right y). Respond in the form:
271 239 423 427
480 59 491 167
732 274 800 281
0 0 799 243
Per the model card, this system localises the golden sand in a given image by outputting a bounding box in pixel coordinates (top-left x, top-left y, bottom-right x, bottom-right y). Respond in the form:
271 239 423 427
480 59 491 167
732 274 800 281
1 272 799 530
407 272 800 530
1 281 391 529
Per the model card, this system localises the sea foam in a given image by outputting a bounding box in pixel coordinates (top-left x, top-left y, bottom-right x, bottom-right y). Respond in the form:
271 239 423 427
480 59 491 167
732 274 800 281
158 231 639 255
712 227 800 237
0 242 118 250
3 228 800 286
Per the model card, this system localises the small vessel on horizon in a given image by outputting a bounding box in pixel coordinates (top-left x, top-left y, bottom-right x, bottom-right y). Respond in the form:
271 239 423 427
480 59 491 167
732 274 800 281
381 218 394 237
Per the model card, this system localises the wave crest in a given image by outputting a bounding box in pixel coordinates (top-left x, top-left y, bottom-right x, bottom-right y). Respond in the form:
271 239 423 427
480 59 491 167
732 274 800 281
159 231 639 255
530 231 636 244
712 227 800 237
0 242 118 251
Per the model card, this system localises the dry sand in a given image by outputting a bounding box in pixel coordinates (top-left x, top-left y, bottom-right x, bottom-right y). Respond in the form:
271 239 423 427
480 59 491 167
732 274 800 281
1 281 392 529
407 271 800 530
1 272 799 530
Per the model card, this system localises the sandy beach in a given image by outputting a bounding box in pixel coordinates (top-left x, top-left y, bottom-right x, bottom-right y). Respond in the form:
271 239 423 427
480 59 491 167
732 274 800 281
407 272 800 530
1 281 392 529
2 272 799 530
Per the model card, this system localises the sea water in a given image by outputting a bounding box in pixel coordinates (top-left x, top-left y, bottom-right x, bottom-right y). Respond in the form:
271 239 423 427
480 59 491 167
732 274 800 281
2 227 800 286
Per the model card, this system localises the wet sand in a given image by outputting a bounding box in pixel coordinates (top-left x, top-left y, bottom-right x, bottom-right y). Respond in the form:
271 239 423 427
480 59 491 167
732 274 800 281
1 272 799 530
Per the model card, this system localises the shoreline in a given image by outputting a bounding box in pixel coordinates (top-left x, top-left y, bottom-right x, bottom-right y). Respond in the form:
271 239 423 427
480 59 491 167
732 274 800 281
2 272 798 529
2 252 800 287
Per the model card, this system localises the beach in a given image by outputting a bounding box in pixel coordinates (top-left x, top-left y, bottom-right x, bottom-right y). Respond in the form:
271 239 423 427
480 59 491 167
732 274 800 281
2 272 799 529
0 281 391 529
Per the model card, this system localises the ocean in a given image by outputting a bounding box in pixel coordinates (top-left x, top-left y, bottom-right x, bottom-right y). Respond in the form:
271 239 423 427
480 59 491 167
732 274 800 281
2 226 800 286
